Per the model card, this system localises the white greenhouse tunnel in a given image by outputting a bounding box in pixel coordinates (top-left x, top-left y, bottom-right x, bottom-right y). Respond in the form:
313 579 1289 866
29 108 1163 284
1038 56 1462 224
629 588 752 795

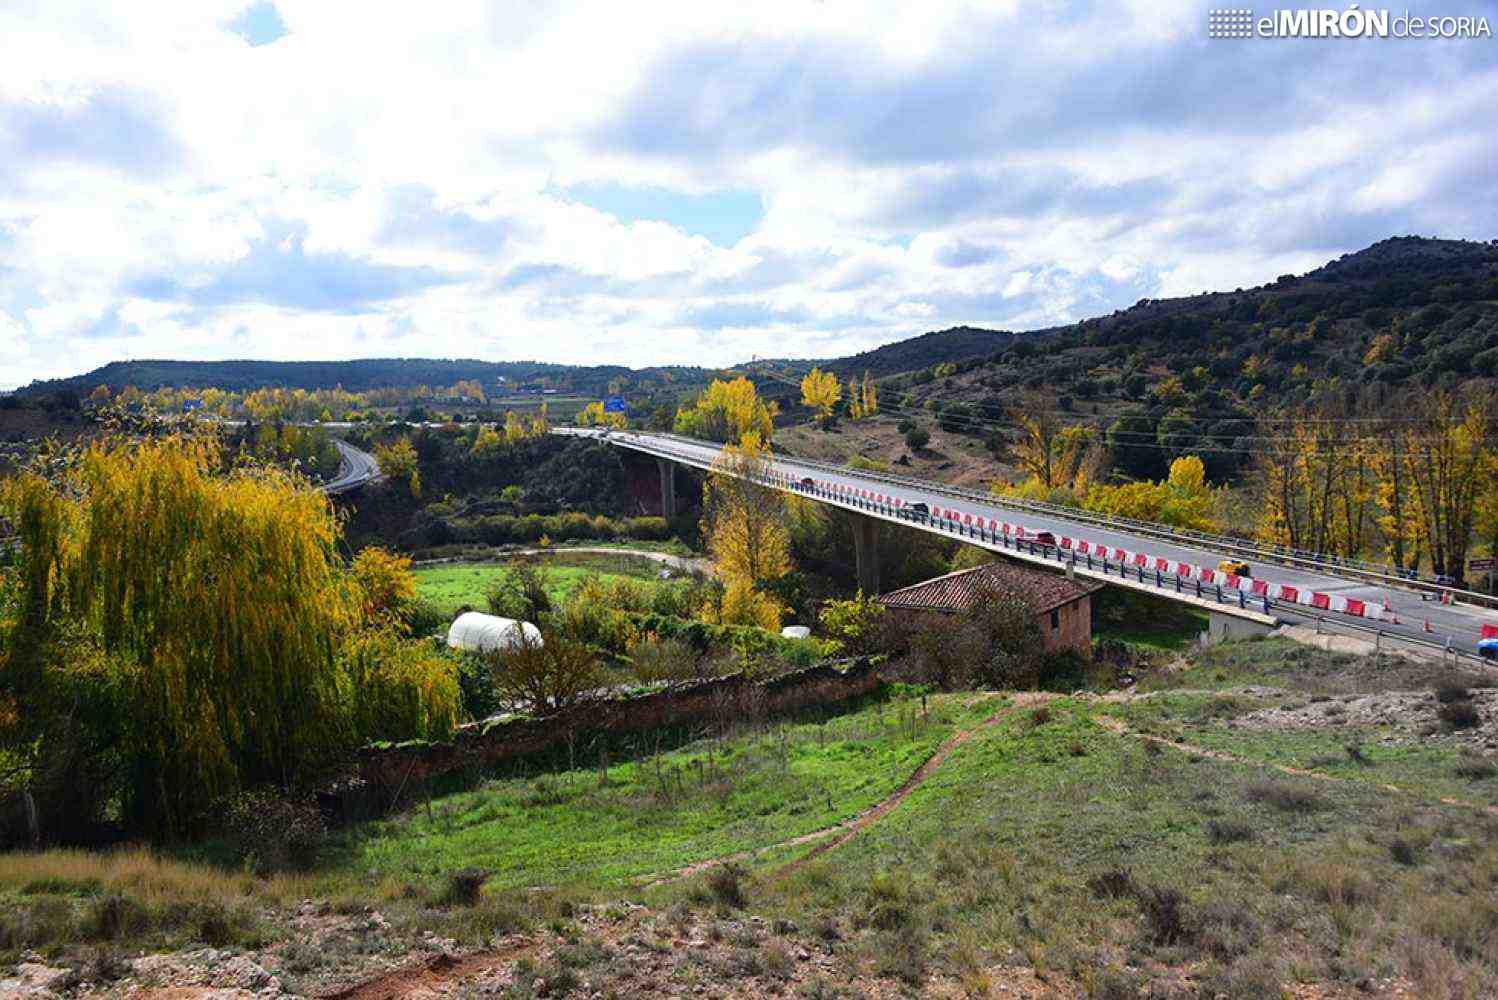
446 612 542 653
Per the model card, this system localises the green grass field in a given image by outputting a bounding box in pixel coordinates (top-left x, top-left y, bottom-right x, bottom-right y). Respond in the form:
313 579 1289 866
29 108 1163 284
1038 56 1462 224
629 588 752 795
413 552 673 616
341 691 1005 890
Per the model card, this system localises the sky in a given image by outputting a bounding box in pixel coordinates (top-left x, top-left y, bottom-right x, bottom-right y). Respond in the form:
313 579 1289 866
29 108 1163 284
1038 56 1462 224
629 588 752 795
2 1 1497 388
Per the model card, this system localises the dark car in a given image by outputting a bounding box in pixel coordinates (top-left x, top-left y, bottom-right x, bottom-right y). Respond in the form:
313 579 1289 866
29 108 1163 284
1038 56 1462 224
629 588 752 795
1032 530 1056 547
907 502 930 522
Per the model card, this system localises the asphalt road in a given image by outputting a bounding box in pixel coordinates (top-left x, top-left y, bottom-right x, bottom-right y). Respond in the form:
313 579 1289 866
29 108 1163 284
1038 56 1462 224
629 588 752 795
322 438 380 494
559 427 1498 654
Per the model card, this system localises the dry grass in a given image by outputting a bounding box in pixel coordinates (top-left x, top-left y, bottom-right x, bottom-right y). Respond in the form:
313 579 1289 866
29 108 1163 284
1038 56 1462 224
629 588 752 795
0 846 312 908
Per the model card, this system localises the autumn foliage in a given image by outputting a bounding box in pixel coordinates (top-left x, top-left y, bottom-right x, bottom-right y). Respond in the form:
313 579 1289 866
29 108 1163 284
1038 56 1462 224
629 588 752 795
0 432 459 839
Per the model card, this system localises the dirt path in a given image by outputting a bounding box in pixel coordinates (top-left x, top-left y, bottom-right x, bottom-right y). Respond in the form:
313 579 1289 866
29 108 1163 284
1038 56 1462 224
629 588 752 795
1092 714 1498 816
318 946 530 1000
639 695 1052 887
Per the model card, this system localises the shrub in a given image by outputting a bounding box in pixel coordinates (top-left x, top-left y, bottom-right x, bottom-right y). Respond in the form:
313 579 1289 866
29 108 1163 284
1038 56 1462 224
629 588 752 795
707 863 748 908
341 628 461 743
1455 752 1498 780
1436 684 1472 704
485 562 552 621
903 426 930 451
1136 885 1193 946
817 592 886 656
221 789 326 874
629 636 701 684
623 516 671 540
1206 818 1256 845
487 630 604 715
1087 868 1136 900
437 868 489 907
1245 780 1325 813
1438 698 1481 729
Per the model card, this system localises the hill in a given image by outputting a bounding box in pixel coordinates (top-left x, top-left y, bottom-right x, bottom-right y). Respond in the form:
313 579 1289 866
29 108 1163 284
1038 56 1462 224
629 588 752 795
815 235 1498 483
17 358 715 398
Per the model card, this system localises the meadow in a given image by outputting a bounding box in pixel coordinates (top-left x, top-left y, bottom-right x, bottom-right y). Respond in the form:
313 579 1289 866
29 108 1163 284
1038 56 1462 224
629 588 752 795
412 551 676 616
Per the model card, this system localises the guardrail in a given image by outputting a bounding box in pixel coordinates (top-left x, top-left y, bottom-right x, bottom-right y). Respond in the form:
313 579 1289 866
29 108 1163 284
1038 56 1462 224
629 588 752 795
1290 614 1494 668
563 428 1493 651
615 429 1498 611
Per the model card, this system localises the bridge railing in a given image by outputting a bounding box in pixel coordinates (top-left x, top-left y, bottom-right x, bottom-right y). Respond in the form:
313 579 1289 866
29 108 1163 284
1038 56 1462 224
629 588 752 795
563 429 1494 655
617 429 1498 611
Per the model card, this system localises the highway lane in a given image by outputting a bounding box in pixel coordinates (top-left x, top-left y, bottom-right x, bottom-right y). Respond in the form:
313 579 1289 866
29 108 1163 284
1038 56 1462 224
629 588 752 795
323 438 380 494
559 428 1498 654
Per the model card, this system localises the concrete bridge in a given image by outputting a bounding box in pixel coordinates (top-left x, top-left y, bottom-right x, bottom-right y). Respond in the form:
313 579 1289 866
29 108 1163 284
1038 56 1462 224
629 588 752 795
557 427 1498 660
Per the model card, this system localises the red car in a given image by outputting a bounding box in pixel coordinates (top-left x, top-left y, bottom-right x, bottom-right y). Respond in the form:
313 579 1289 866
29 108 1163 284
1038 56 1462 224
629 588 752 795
1032 531 1056 547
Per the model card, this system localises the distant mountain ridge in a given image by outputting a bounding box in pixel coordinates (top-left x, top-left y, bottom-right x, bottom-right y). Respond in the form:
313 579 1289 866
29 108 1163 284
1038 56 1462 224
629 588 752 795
19 235 1498 398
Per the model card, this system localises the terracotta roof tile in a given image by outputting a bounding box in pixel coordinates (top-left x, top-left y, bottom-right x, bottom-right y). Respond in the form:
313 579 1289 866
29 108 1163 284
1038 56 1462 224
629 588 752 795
876 560 1102 616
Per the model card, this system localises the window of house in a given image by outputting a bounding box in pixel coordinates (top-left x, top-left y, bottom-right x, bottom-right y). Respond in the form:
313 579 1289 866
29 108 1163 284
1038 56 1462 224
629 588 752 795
1050 608 1060 631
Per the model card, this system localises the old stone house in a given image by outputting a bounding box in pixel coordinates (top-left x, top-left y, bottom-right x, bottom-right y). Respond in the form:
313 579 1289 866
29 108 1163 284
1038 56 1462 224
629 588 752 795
876 560 1101 656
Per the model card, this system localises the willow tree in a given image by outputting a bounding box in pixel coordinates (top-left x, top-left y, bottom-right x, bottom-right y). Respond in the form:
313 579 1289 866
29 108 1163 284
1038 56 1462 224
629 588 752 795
2 433 458 838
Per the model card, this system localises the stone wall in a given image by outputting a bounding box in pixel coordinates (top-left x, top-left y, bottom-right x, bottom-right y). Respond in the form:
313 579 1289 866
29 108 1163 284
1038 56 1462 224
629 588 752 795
352 658 880 802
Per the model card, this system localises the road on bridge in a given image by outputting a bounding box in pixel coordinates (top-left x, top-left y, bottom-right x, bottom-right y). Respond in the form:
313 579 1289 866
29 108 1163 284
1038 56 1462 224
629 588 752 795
323 438 380 494
559 427 1498 657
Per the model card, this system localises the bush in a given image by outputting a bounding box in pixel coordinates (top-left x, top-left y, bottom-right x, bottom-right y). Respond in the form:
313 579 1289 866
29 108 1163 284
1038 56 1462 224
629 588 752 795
903 426 930 451
623 516 671 541
437 868 489 907
1455 751 1498 779
707 863 748 908
221 789 327 874
487 630 604 716
629 636 701 684
1245 780 1325 813
1438 699 1480 729
485 562 552 621
1436 684 1472 704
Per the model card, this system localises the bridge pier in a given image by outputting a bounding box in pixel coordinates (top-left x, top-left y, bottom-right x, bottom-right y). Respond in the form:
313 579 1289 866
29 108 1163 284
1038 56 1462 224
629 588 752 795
1201 609 1276 647
658 458 676 520
851 514 880 596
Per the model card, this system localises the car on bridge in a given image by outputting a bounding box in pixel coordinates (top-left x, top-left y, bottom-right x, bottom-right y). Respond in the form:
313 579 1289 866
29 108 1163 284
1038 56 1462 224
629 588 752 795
907 501 930 522
1217 559 1252 578
1480 625 1498 662
1031 530 1056 548
799 476 815 489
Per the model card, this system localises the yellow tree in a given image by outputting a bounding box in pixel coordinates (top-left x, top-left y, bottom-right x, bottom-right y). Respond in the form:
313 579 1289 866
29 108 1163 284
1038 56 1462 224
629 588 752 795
701 438 791 629
846 377 863 420
471 424 504 458
1405 389 1495 582
349 546 417 623
860 372 878 418
576 401 625 429
800 368 841 427
374 436 421 496
674 376 777 445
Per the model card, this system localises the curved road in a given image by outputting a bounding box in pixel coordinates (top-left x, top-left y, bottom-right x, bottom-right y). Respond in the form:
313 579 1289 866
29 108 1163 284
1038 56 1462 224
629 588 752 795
323 438 380 494
558 427 1498 655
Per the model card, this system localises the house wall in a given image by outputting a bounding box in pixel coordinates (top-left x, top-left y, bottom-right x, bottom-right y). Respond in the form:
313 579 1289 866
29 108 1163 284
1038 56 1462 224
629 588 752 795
1043 594 1093 658
884 594 1095 658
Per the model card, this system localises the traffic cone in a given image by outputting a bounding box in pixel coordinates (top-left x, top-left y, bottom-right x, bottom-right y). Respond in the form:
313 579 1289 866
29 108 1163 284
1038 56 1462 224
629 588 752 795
1424 619 1433 634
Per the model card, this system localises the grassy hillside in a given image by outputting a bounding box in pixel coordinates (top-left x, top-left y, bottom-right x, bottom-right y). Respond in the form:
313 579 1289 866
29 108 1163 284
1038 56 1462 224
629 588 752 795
5 638 1496 996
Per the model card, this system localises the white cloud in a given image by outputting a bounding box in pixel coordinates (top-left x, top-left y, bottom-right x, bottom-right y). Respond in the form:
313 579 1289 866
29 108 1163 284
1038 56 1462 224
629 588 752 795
2 1 1496 388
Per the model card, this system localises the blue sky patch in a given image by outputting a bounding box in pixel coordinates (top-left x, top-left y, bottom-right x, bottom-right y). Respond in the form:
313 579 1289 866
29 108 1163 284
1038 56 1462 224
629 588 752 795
228 2 288 46
562 183 762 247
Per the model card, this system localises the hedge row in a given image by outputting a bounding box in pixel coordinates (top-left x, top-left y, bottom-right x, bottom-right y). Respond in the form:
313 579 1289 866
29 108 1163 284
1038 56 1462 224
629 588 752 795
430 513 672 546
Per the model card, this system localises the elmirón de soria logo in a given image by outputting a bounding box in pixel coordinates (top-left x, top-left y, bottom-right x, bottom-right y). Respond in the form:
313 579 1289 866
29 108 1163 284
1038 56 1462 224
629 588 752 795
1208 4 1492 38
